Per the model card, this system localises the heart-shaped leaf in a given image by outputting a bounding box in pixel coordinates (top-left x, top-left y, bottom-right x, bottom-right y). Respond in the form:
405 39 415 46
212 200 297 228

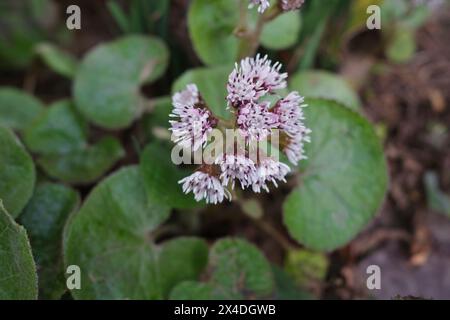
170 238 274 299
283 99 387 251
140 142 203 209
0 87 44 131
0 200 38 299
74 35 169 129
0 126 35 217
24 100 124 184
289 71 361 111
19 183 79 299
172 66 231 120
64 166 208 299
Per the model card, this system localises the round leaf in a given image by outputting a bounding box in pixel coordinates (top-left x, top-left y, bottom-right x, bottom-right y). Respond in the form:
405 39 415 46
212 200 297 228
24 100 88 155
0 127 35 217
261 11 302 50
140 142 203 209
0 201 38 299
0 87 44 131
289 71 361 111
64 166 208 299
188 0 243 66
283 99 387 251
37 137 124 185
74 35 169 129
172 66 231 120
20 183 79 299
171 238 275 299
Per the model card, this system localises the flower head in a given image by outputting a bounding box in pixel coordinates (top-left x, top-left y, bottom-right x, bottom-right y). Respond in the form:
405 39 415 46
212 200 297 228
283 131 310 165
227 54 287 108
216 154 257 189
179 171 231 204
248 0 271 13
171 55 310 204
280 0 305 11
273 91 307 137
252 157 291 193
169 84 217 151
237 102 279 142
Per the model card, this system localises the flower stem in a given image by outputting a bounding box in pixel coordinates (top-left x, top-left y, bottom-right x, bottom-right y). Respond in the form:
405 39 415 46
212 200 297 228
236 4 281 59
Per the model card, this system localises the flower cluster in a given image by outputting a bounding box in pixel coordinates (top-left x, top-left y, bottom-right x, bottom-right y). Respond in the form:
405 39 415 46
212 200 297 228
248 0 305 14
170 55 310 204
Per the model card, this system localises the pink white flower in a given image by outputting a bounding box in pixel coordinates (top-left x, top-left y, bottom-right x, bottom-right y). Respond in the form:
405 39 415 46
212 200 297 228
281 0 305 11
248 0 271 13
237 102 279 142
284 129 311 165
273 91 307 137
179 171 231 204
169 84 217 151
216 154 257 189
227 54 287 108
252 158 291 193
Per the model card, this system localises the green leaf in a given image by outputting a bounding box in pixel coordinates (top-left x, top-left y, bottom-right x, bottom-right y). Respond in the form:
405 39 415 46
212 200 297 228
0 200 38 299
74 35 169 129
170 238 275 300
37 137 125 185
284 249 328 289
0 87 44 131
172 66 232 120
188 0 244 66
283 99 387 251
142 96 172 129
64 166 208 299
272 266 313 300
261 11 302 50
19 183 79 299
23 100 124 184
35 43 78 78
140 142 203 209
24 100 88 155
289 71 361 111
424 171 450 217
0 126 35 217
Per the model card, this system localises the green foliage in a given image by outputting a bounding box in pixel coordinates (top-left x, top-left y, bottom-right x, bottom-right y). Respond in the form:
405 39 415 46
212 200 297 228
74 35 169 129
188 0 301 65
24 100 124 184
170 238 274 299
0 127 35 217
289 71 361 111
0 200 38 299
173 65 232 120
284 250 328 289
64 166 208 299
20 183 79 299
35 43 78 78
283 99 387 251
0 87 44 131
140 143 203 209
261 11 302 50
